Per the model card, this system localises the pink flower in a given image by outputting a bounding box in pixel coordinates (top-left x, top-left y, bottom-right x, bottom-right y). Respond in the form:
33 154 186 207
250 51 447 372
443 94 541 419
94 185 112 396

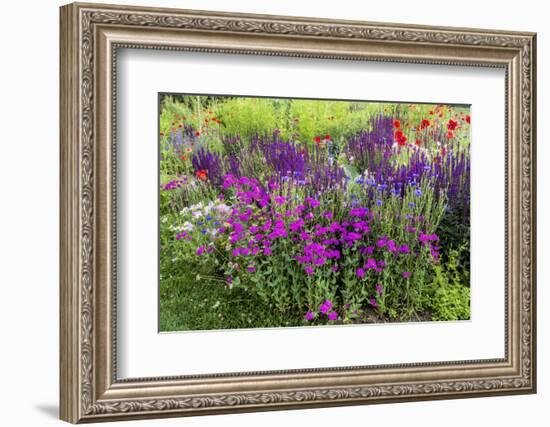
305 311 315 321
356 268 366 278
304 265 314 276
327 311 338 321
196 246 205 255
403 271 411 279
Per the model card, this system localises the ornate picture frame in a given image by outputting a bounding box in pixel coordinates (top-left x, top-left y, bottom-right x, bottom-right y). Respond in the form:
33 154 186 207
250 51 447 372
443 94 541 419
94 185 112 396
60 2 536 423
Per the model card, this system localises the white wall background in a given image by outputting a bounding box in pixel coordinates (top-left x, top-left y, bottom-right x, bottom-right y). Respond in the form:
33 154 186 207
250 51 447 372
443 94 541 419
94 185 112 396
0 0 545 425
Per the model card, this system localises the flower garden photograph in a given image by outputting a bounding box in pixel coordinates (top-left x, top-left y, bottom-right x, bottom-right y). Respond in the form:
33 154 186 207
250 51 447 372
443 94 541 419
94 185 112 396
159 94 471 332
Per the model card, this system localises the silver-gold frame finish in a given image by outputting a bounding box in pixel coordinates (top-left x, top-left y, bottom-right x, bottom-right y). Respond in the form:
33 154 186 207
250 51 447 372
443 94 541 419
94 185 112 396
60 2 536 423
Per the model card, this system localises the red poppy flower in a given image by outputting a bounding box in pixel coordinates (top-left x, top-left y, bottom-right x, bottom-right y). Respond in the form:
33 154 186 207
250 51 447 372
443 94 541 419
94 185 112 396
420 119 430 129
393 119 401 129
324 134 331 140
465 115 471 124
195 131 200 136
446 131 454 139
313 136 321 143
429 110 434 115
415 139 421 146
447 119 458 131
196 170 208 181
394 130 407 146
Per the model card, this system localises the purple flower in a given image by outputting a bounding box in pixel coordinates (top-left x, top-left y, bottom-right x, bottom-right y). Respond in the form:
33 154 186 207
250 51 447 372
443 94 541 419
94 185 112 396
305 311 315 321
299 231 311 242
327 311 338 321
349 207 369 218
274 195 286 205
289 218 305 232
365 258 377 270
247 265 256 273
319 299 333 314
403 271 411 279
342 231 362 241
196 246 205 255
376 236 388 247
305 197 320 208
304 265 314 276
356 268 366 278
370 298 378 308
263 247 273 256
397 245 410 254
227 276 233 284
375 283 383 295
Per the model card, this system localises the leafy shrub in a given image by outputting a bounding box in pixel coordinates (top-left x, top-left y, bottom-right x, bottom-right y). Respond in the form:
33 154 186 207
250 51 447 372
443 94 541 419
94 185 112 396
427 246 470 321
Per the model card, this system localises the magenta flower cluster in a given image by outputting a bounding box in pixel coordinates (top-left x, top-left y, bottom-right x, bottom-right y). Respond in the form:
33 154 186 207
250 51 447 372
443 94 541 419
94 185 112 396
188 173 442 322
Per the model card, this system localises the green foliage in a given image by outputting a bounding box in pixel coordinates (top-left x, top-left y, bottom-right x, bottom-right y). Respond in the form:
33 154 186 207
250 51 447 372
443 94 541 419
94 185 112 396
426 246 470 321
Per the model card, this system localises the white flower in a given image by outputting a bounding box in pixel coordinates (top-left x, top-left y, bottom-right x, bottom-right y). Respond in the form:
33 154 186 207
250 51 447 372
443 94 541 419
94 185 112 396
182 221 194 231
190 201 203 211
215 203 231 214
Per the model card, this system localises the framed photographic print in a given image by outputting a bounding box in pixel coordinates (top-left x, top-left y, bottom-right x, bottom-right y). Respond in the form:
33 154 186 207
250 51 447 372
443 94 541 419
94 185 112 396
59 2 537 423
